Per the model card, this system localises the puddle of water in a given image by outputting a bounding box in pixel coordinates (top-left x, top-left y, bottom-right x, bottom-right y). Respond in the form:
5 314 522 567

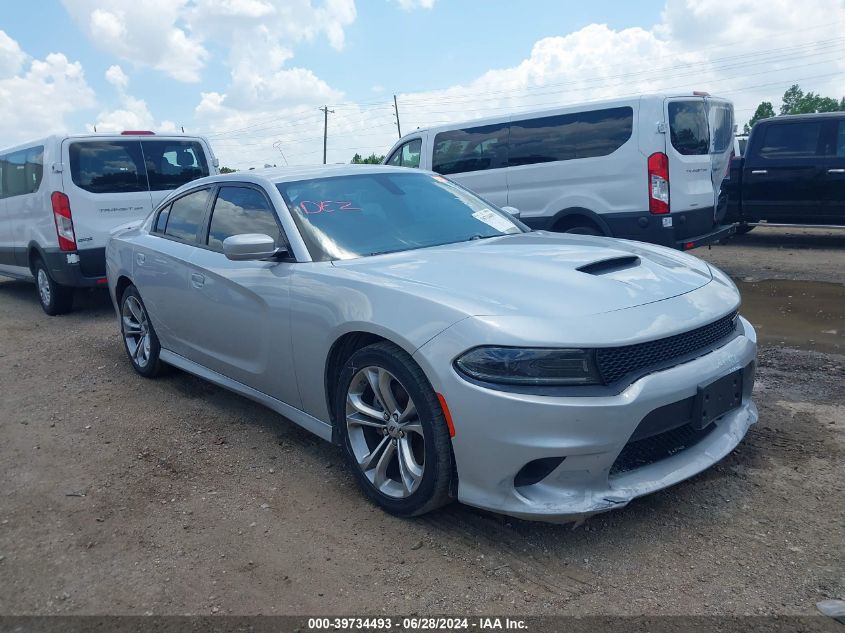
735 279 844 354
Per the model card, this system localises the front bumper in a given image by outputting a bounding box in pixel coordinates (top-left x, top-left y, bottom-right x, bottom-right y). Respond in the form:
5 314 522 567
414 315 758 523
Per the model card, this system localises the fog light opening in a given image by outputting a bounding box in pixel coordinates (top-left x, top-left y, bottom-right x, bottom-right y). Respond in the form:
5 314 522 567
514 456 566 488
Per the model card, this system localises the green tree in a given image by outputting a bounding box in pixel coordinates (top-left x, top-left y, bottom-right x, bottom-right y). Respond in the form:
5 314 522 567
219 166 237 173
350 152 385 164
744 101 775 134
744 85 845 132
780 84 844 115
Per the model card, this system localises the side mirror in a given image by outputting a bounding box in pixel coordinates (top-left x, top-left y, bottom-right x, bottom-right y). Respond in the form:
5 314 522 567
222 234 283 261
501 206 521 220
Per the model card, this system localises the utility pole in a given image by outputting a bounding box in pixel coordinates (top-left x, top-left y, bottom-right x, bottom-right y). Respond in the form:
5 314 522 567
320 105 334 164
393 95 402 138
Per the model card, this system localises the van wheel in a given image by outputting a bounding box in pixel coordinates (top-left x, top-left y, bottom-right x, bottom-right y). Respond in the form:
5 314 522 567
120 285 163 378
735 224 755 235
335 341 453 517
34 258 74 315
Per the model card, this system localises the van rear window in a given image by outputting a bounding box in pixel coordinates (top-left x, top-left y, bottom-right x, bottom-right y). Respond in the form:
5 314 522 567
69 141 147 193
668 101 710 156
143 140 210 191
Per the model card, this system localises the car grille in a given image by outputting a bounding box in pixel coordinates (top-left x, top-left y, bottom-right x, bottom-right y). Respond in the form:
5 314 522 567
596 311 738 385
609 422 716 476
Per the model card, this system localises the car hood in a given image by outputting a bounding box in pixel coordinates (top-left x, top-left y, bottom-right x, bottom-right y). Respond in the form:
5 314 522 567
331 232 713 318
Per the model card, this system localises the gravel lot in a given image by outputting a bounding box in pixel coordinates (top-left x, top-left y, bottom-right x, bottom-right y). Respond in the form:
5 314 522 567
0 226 842 616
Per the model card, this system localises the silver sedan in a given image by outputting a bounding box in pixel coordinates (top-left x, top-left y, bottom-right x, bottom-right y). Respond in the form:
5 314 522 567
106 165 758 522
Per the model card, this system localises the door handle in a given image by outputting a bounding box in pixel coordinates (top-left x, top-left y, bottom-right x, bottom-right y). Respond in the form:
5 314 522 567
190 272 205 288
828 168 845 174
136 252 145 265
750 170 768 175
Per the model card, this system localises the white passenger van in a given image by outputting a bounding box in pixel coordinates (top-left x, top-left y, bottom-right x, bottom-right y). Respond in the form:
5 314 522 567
0 132 218 314
385 93 737 250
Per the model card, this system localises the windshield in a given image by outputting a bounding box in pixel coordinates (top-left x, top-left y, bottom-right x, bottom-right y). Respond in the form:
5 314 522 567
277 172 524 261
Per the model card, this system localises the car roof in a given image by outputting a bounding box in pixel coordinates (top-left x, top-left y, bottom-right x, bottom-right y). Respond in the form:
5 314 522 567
209 163 420 186
761 112 845 123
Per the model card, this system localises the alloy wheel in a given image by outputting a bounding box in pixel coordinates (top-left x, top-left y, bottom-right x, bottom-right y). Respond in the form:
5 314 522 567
37 268 51 307
346 366 425 498
122 295 151 369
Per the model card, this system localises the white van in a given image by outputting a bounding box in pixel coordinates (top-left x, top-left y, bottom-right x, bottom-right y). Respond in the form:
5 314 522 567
385 93 736 250
0 132 218 314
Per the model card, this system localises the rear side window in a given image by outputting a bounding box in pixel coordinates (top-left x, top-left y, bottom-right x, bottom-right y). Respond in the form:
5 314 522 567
207 186 282 251
1 150 27 197
69 141 147 193
759 122 822 158
433 123 509 175
508 107 633 166
143 140 210 191
837 121 845 157
163 188 210 242
668 101 710 155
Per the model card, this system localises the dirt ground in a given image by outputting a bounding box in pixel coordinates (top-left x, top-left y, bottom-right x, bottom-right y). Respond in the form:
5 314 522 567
0 226 842 616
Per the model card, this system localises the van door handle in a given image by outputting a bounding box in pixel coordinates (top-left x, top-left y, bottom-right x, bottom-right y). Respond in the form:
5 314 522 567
136 253 145 266
828 168 845 174
751 170 768 175
190 272 205 288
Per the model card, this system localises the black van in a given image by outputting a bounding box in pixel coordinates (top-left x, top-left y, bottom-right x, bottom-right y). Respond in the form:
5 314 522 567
726 112 845 229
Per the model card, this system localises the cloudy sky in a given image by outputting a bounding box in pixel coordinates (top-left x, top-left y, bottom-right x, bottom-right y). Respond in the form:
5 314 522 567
1 0 844 168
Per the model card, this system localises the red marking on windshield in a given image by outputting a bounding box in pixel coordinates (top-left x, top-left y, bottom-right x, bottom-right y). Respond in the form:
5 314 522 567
299 200 361 214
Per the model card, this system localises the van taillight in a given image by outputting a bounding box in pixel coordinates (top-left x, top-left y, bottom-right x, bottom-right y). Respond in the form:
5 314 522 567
51 191 77 252
648 152 670 215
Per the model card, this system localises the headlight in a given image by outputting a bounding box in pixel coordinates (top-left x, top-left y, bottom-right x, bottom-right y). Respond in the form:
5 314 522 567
455 347 602 386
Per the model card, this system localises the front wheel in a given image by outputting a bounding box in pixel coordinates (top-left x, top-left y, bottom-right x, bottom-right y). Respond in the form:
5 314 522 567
120 285 163 378
34 258 74 316
335 341 453 517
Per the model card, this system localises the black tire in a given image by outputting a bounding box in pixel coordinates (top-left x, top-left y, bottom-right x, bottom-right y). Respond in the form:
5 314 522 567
335 341 453 517
120 285 164 378
735 224 755 235
33 257 74 316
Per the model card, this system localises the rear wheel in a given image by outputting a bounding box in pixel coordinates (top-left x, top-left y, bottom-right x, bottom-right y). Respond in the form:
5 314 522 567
735 223 755 235
120 285 163 378
33 258 74 316
335 341 453 517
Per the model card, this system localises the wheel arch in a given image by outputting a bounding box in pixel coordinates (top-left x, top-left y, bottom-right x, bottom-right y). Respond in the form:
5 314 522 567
115 275 134 304
324 331 392 442
27 241 48 274
548 207 612 236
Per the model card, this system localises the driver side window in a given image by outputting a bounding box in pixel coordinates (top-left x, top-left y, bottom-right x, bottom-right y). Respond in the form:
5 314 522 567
206 186 283 252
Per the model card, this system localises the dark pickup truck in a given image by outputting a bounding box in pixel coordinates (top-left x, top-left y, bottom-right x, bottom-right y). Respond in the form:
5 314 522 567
725 112 845 230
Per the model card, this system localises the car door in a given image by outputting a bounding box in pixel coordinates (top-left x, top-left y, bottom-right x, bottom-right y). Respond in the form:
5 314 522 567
742 119 826 223
183 184 301 408
822 118 845 224
664 97 714 214
134 186 213 357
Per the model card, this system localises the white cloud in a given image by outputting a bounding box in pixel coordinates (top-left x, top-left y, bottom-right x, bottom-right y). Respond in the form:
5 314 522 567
61 0 208 82
394 0 436 9
91 65 178 133
0 32 96 147
105 64 129 91
0 30 27 79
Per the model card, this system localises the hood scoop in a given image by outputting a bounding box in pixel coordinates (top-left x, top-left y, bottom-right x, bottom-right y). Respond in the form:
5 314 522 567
577 255 641 276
